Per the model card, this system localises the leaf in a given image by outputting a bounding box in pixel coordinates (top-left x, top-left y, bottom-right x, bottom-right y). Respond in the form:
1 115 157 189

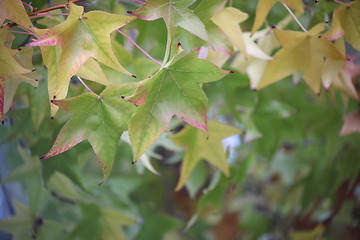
322 38 360 102
41 83 137 182
0 199 36 240
290 225 325 240
134 214 182 240
32 26 110 117
339 111 360 136
321 0 360 50
251 0 304 35
170 120 242 191
0 0 33 30
0 28 38 123
27 2 135 101
192 0 233 54
128 0 209 43
257 23 345 94
126 46 229 163
211 7 249 57
66 203 135 240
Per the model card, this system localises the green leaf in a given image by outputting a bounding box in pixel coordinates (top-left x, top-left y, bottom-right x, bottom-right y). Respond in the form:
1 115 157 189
126 47 229 163
128 0 209 43
134 214 182 240
41 83 137 182
66 203 135 240
171 120 242 191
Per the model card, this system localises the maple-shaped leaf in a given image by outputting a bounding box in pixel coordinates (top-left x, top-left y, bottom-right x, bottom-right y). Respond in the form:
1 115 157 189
126 46 229 163
41 83 137 182
211 7 249 57
322 38 360 103
128 0 209 43
0 29 38 123
251 0 304 35
321 0 360 50
27 2 135 99
67 203 135 240
257 23 345 94
0 0 33 30
0 199 63 240
192 0 233 54
339 111 360 136
170 121 242 191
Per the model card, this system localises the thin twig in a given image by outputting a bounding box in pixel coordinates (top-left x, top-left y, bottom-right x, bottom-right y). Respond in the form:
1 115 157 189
282 3 307 32
117 29 162 65
76 76 99 97
28 0 81 16
333 0 344 4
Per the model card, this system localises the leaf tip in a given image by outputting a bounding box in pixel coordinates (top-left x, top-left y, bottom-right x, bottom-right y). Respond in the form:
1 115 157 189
98 181 104 186
271 24 276 29
177 41 182 47
53 95 56 99
324 87 329 92
315 0 319 3
17 48 22 51
50 99 54 103
127 10 133 14
132 75 136 78
31 68 36 72
1 120 4 125
227 70 234 74
317 92 321 96
50 116 54 120
39 156 45 160
252 88 257 92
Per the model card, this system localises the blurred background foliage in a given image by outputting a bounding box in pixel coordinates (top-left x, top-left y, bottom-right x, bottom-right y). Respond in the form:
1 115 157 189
1 0 360 240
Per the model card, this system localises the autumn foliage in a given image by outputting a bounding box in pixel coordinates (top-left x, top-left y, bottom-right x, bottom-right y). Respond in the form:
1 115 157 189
0 0 360 239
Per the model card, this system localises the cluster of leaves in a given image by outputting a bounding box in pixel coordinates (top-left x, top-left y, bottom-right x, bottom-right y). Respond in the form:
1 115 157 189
0 0 360 239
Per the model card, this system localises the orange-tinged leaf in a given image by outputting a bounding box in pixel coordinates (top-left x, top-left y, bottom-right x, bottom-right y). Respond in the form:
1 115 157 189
339 111 360 136
27 2 135 100
0 27 37 123
0 0 33 30
321 0 360 50
257 24 345 94
251 0 304 35
42 84 137 182
170 121 242 191
211 7 248 57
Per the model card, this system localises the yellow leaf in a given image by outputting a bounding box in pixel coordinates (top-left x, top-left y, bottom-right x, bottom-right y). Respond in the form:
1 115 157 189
251 0 304 35
211 7 248 57
257 24 345 94
321 0 360 50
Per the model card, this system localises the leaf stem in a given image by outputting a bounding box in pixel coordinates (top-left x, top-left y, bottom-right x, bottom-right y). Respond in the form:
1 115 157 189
133 0 145 4
22 1 34 12
117 29 162 65
76 76 99 97
333 0 344 4
282 3 307 32
17 25 38 38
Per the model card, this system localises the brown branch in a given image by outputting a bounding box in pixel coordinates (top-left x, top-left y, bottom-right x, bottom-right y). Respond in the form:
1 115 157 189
28 0 82 16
